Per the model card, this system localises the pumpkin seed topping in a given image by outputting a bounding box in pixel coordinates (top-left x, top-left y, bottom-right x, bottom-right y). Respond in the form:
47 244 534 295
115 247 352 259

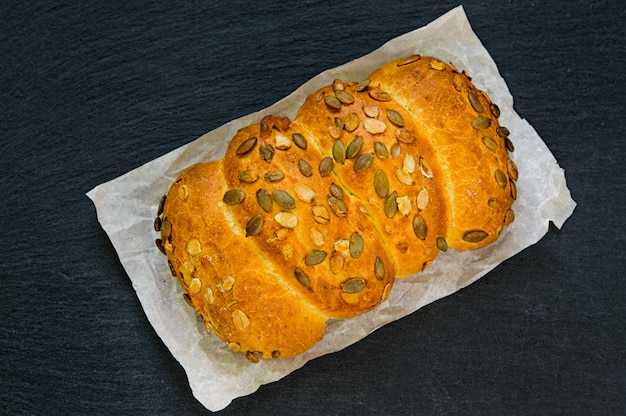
369 90 391 102
488 197 501 209
329 251 345 274
245 351 262 364
294 268 311 288
402 153 416 174
396 168 415 186
437 237 448 252
344 112 359 132
274 227 291 240
335 89 355 104
310 227 325 246
292 132 307 149
178 185 189 201
239 169 259 184
332 79 345 92
416 187 429 211
246 214 264 237
496 126 510 138
274 133 291 150
397 54 421 66
495 169 508 189
223 188 245 205
305 250 328 266
272 190 296 210
329 125 342 139
463 230 488 243
160 218 171 241
412 214 428 240
236 136 258 155
510 180 517 200
355 79 370 92
362 105 379 118
154 216 162 232
264 170 284 182
293 183 315 203
385 191 399 218
507 159 519 181
344 136 362 159
231 309 250 331
387 109 404 127
256 188 273 212
482 136 498 151
157 194 166 216
374 141 389 159
341 277 367 294
468 91 483 113
364 118 386 134
490 103 501 118
155 238 165 254
472 115 492 130
328 195 348 217
259 143 275 163
220 276 235 292
349 232 364 258
374 257 385 280
419 157 433 178
354 153 373 173
312 205 331 224
274 212 299 228
330 183 343 199
319 156 334 177
397 195 412 216
429 59 446 70
332 140 346 164
390 143 401 159
374 169 390 198
505 137 515 152
505 209 515 226
324 95 342 110
298 159 313 177
396 128 416 143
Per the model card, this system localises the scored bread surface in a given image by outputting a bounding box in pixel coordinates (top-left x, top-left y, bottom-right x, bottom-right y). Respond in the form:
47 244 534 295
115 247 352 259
155 55 517 361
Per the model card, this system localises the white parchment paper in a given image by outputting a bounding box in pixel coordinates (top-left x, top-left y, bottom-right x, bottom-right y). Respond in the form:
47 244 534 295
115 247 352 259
87 6 576 412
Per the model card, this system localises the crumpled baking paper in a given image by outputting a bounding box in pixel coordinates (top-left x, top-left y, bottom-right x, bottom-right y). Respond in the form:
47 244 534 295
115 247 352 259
87 5 576 412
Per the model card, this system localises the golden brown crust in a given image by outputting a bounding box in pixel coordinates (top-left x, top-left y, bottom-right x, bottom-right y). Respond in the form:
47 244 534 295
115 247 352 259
157 54 516 360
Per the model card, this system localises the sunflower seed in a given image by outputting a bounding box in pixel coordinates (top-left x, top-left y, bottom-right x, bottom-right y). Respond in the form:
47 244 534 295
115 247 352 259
437 237 448 252
354 153 373 173
293 183 315 203
256 188 273 212
259 143 275 162
495 169 508 189
374 169 389 198
335 89 354 104
223 189 245 205
468 91 483 113
292 132 307 149
298 159 313 177
305 250 327 266
272 190 296 210
341 277 366 294
472 116 492 130
330 183 343 199
294 268 311 288
349 232 364 258
463 230 488 243
319 156 334 176
236 136 257 155
332 140 346 164
374 141 389 159
344 112 359 132
482 136 498 151
264 170 284 182
387 109 404 127
324 95 342 110
346 136 363 159
362 105 379 118
395 128 415 143
328 195 348 217
246 214 264 237
274 212 299 228
385 191 398 218
412 214 427 240
374 257 385 280
238 169 259 183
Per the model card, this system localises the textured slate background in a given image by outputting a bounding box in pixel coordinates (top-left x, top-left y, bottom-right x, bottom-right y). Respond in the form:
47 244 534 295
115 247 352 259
1 1 625 415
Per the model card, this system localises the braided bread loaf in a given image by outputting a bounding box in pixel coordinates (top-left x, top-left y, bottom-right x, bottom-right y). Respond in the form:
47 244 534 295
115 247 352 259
155 55 517 362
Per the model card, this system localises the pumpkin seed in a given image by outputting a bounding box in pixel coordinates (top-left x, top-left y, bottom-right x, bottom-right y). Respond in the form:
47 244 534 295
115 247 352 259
312 205 330 224
349 232 364 258
329 251 344 274
238 169 259 184
330 183 343 199
178 184 188 201
319 156 333 176
328 195 347 217
416 187 429 211
157 194 166 216
160 218 171 241
259 143 275 163
437 237 448 252
298 159 313 177
223 188 245 205
472 115 492 130
344 112 359 132
154 216 161 232
324 94 342 110
328 125 342 139
274 227 291 240
332 79 345 92
490 103 501 118
395 168 415 186
272 190 296 210
496 126 510 138
167 260 176 276
155 238 165 255
419 157 433 178
390 143 401 159
274 133 291 150
236 136 257 155
374 141 389 159
355 79 370 92
374 169 389 198
385 191 398 218
293 183 315 203
505 208 515 226
364 118 386 134
246 214 264 237
310 227 325 246
397 195 412 216
220 276 235 292
463 230 488 243
346 136 363 159
369 90 391 102
510 180 517 200
387 109 404 127
264 170 284 182
362 105 379 118
231 309 250 331
292 132 307 149
482 136 498 151
256 188 273 212
341 277 366 294
397 54 421 66
245 351 262 364
468 91 483 113
495 169 508 189
294 268 311 288
396 128 415 143
374 257 385 280
452 73 464 92
332 140 346 164
274 212 298 228
505 137 515 152
334 116 344 130
429 59 445 70
354 153 373 173
305 250 327 266
488 197 501 209
271 350 281 359
507 159 519 181
402 153 416 174
412 214 427 240
335 89 354 104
